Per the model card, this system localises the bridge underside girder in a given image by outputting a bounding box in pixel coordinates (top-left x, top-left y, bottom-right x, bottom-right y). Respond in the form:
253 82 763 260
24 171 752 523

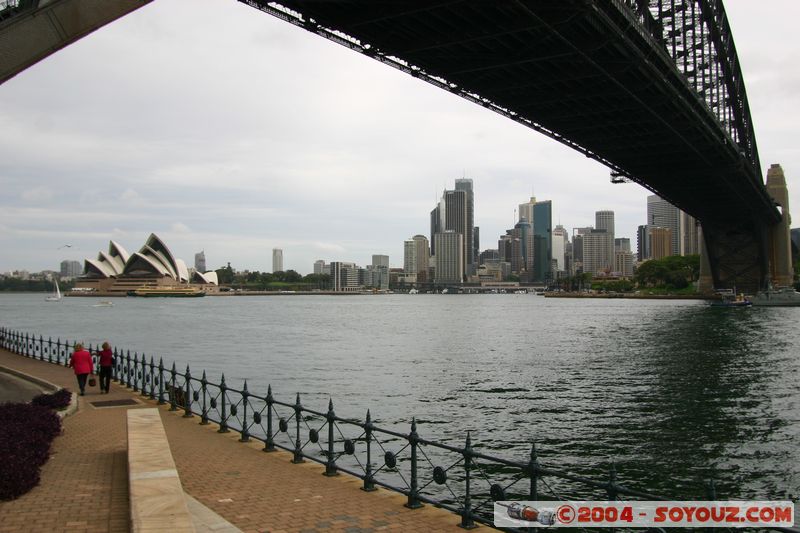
243 0 783 290
0 0 152 85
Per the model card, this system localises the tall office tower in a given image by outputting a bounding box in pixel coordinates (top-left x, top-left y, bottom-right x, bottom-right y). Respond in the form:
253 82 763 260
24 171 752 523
498 232 514 265
595 210 615 270
564 241 573 275
647 195 680 256
434 231 464 283
372 255 389 269
272 248 284 272
680 212 701 255
511 218 535 276
614 238 631 253
571 227 593 275
412 235 430 282
404 239 417 274
518 196 536 224
552 225 568 273
582 229 608 276
766 163 794 286
430 204 441 256
313 260 327 275
194 251 206 273
637 225 650 261
532 200 552 282
649 227 672 260
614 250 634 277
443 189 469 274
455 179 475 275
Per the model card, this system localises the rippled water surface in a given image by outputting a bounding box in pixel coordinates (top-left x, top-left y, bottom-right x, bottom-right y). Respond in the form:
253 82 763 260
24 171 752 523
1 293 798 499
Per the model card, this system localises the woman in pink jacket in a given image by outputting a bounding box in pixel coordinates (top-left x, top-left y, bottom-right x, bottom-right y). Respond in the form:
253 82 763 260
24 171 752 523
68 343 94 396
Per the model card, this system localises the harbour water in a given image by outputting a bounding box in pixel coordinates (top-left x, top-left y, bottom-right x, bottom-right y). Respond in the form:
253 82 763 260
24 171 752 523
1 293 797 500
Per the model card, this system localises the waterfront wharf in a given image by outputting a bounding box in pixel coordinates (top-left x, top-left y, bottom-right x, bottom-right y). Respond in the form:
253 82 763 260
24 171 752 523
0 348 493 532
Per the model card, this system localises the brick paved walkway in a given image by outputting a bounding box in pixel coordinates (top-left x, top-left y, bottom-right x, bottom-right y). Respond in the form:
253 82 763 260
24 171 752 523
0 349 494 532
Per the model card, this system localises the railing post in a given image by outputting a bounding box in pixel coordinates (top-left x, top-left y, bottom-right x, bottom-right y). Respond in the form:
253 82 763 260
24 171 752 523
169 362 178 411
406 418 422 509
125 350 132 388
47 337 53 364
140 353 148 397
38 335 43 361
200 371 209 425
132 353 139 392
112 348 119 382
362 409 376 491
218 374 229 433
529 443 539 501
264 385 275 452
324 399 337 476
460 431 475 528
239 380 249 442
148 357 156 400
292 393 304 463
24 332 29 357
157 357 166 405
183 366 193 418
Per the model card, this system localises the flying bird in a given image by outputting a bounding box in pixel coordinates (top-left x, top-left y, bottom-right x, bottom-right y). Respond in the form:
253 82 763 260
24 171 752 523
58 244 73 249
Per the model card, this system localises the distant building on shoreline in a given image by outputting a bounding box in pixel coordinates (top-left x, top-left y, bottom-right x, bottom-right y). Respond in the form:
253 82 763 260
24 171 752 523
272 248 283 273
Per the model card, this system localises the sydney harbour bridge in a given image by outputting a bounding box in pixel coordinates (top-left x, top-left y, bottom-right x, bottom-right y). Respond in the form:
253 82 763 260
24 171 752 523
0 0 793 293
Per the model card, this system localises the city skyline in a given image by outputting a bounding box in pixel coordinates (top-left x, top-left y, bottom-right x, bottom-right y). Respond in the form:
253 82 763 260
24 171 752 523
1 1 798 274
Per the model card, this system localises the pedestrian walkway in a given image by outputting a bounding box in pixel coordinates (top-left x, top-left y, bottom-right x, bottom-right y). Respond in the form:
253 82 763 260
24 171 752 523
0 349 493 532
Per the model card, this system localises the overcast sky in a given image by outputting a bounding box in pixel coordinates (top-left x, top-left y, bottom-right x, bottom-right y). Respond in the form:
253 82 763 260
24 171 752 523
1 1 797 274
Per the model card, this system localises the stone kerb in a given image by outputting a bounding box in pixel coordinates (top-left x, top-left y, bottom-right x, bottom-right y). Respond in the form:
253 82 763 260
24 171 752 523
127 408 195 533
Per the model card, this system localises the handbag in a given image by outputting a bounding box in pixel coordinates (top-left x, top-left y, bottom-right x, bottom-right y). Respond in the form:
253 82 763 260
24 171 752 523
88 376 97 387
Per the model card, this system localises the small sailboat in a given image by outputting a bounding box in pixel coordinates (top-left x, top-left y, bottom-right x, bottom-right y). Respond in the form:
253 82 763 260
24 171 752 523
45 279 62 302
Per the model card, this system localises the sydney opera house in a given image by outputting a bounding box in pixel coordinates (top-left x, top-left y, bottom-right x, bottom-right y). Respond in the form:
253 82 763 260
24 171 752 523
74 233 218 296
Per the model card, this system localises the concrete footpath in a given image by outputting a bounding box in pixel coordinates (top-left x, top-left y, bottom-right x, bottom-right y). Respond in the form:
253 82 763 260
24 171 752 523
0 349 492 533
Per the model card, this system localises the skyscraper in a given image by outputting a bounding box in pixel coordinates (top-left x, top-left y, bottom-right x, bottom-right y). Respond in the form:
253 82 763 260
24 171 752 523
552 225 568 273
595 210 615 270
647 195 680 256
518 197 535 225
194 251 206 272
532 200 552 282
455 178 476 275
512 218 535 276
272 248 283 273
680 212 701 255
582 229 608 276
649 228 672 260
404 239 416 274
434 231 463 284
404 235 430 282
431 182 472 280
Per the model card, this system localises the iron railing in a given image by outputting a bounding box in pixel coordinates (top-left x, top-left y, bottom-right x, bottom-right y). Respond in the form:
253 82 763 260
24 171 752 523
1 327 796 531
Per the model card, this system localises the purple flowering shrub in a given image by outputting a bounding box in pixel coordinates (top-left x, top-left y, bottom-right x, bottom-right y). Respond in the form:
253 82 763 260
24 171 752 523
31 389 72 410
0 402 62 500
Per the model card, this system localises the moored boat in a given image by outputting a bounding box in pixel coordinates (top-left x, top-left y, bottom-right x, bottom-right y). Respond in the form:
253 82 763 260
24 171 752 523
710 291 751 307
748 286 800 307
127 286 205 298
